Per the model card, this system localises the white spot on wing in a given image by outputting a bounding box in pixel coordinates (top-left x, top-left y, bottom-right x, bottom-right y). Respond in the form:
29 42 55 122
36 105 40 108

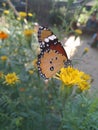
42 42 45 45
48 35 56 40
45 38 49 42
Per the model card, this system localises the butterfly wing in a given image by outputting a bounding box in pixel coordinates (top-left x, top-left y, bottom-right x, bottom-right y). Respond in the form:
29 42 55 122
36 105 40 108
37 26 71 79
37 49 67 79
38 26 68 57
38 26 58 49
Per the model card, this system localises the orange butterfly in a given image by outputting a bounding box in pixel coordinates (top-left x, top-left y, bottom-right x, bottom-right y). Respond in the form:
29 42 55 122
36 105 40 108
37 26 71 79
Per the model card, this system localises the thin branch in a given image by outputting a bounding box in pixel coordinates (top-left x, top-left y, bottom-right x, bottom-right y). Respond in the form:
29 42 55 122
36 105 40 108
6 0 19 17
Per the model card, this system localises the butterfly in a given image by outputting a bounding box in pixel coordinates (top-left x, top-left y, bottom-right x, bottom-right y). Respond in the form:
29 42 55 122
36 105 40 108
37 26 71 79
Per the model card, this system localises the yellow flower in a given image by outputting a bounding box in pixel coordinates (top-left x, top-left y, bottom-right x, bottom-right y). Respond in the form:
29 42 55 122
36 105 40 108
19 12 27 18
81 72 90 81
4 72 19 85
84 48 89 52
56 66 91 91
3 10 9 15
56 67 79 86
0 56 8 61
77 81 90 91
28 13 33 17
28 70 34 75
75 29 82 35
23 29 35 36
0 31 9 40
82 48 89 56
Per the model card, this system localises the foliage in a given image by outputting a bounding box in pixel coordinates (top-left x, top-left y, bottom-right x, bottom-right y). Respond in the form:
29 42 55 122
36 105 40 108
60 93 98 130
49 10 64 27
78 0 98 25
49 0 83 30
0 8 98 130
28 0 53 25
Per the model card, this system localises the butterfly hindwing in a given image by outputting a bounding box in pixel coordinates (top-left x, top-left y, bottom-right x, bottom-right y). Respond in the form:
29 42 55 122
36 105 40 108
37 49 67 79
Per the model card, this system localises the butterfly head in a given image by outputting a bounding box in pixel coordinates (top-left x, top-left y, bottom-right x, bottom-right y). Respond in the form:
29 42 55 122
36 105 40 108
64 59 72 67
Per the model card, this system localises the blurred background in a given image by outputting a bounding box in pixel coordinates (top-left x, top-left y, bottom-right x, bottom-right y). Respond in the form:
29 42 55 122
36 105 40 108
0 0 98 26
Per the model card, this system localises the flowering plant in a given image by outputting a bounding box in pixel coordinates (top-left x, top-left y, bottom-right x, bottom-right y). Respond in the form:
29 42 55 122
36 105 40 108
0 31 9 40
0 10 98 130
56 66 91 92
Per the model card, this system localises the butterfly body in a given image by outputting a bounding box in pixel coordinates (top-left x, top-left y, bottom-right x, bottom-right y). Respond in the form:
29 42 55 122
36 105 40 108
37 26 71 79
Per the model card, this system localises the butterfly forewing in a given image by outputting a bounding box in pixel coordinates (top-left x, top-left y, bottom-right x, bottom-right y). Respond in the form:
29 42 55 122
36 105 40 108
38 29 52 42
38 26 58 49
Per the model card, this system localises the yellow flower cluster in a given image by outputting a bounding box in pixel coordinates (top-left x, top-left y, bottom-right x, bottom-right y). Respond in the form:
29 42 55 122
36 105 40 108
17 12 33 20
56 66 91 91
4 72 19 85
